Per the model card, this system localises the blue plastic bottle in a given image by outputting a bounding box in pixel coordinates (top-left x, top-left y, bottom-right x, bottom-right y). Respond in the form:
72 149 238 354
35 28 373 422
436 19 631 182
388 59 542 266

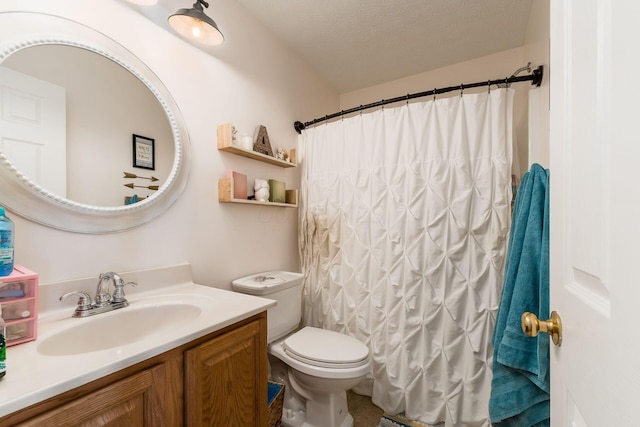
0 207 14 277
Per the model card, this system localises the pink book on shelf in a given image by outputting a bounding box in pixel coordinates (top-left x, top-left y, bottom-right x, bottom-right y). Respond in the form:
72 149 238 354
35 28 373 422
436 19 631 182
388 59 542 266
226 170 248 200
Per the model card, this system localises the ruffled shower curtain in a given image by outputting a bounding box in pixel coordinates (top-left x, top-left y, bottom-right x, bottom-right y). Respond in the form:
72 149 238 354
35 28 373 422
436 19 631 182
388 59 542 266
298 89 514 426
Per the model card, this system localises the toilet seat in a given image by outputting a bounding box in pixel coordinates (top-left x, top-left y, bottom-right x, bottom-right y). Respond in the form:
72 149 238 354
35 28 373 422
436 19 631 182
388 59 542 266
269 336 370 380
282 327 369 369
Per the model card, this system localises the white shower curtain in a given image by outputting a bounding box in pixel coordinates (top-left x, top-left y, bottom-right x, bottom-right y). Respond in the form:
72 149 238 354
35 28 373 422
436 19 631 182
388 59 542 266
298 89 514 426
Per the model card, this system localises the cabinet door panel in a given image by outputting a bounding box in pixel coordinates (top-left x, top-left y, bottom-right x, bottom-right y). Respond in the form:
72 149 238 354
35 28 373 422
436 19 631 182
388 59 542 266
185 319 267 427
18 365 164 427
77 395 144 427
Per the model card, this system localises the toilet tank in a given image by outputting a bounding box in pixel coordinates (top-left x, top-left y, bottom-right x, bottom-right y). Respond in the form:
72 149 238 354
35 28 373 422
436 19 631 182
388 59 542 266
232 271 304 342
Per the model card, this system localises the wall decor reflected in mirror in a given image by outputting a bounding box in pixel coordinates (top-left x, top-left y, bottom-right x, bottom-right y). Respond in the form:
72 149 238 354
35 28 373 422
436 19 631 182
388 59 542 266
0 12 190 233
133 134 155 170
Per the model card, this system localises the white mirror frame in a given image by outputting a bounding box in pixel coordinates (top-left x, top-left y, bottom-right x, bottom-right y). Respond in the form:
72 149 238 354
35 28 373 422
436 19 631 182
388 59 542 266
0 12 190 234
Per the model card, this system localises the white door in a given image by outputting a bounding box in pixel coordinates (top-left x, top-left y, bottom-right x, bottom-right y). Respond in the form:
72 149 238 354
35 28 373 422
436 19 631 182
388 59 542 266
550 1 640 425
0 65 66 196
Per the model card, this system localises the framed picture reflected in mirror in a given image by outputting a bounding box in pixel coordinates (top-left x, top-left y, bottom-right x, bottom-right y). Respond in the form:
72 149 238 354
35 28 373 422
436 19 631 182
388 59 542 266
133 134 155 170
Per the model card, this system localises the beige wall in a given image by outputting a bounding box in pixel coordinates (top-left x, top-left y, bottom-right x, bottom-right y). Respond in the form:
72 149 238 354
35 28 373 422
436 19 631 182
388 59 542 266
0 0 338 288
339 1 551 176
524 0 551 169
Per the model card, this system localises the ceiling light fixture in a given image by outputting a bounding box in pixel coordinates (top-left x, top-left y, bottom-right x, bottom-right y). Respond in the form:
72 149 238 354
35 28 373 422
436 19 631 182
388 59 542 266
168 0 224 46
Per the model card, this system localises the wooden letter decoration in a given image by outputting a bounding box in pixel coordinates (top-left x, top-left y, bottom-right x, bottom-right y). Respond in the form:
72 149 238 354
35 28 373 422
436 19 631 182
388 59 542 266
253 125 274 156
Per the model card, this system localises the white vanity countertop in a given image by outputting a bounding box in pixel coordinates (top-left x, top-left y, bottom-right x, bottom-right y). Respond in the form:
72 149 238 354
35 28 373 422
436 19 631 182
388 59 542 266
0 263 276 417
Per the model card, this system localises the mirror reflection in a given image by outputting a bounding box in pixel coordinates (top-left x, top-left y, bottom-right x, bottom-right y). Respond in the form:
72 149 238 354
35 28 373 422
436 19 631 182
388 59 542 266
0 44 173 207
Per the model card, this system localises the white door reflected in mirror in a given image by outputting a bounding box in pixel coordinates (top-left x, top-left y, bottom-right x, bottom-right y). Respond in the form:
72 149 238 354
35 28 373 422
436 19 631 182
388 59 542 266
0 66 67 197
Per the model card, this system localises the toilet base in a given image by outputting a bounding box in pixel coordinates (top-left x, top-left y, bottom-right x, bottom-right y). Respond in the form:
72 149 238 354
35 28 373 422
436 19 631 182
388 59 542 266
280 396 354 427
270 355 355 427
301 389 353 427
281 406 306 427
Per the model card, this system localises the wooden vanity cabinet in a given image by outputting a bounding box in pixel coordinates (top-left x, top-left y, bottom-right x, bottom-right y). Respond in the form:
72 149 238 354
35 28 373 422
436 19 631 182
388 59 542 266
185 317 267 426
14 362 178 427
0 312 268 427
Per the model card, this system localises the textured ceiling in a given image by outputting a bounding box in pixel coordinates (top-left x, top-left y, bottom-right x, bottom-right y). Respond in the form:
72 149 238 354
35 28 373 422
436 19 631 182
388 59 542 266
234 0 533 93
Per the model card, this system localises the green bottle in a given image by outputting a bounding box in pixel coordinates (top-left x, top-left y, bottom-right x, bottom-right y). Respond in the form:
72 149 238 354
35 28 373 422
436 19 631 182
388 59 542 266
0 304 5 378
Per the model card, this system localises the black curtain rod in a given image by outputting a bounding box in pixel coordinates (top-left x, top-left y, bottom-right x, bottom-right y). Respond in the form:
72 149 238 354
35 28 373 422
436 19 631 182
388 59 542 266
294 65 543 134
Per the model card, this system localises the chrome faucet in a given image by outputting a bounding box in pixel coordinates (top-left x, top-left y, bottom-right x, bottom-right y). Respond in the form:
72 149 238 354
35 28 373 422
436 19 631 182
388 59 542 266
60 272 137 318
94 272 114 307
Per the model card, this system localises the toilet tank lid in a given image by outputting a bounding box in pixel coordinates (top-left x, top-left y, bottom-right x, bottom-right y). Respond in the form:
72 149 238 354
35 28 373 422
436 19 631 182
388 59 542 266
283 326 369 365
232 271 303 295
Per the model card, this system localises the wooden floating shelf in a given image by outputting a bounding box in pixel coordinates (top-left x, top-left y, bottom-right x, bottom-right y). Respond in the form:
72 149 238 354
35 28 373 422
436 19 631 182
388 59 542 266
217 123 297 168
218 178 298 208
218 145 297 167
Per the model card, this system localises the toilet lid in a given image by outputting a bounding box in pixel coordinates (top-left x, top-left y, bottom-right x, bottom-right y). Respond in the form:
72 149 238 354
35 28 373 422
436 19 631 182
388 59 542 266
283 327 369 368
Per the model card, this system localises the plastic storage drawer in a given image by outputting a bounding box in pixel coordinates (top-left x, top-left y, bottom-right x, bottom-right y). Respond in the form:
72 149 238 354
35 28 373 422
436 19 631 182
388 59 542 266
0 265 38 346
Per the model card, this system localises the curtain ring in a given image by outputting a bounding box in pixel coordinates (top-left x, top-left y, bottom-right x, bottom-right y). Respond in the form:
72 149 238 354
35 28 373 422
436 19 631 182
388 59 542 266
433 88 437 101
488 80 491 93
460 84 464 97
360 105 363 116
406 94 410 106
381 99 385 111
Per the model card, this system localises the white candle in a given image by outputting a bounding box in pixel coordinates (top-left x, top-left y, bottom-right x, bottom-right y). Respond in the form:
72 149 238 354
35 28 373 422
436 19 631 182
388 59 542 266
241 136 253 150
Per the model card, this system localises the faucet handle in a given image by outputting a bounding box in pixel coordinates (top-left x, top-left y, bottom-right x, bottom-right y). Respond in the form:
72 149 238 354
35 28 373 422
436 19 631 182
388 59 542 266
112 281 137 304
95 272 117 307
60 291 93 316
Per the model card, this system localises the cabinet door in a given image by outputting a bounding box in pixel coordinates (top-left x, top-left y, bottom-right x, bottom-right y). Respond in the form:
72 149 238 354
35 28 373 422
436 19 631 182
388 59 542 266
185 318 267 427
17 364 170 427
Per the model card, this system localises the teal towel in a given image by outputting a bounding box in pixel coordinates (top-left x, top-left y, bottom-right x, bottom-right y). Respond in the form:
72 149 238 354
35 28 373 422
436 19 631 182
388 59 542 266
489 164 550 426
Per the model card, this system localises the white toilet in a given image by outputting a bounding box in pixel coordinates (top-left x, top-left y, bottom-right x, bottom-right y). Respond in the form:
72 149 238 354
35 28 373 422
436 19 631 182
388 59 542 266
232 271 371 427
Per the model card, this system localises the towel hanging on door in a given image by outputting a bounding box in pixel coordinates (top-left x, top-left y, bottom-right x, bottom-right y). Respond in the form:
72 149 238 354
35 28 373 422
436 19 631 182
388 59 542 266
489 163 550 426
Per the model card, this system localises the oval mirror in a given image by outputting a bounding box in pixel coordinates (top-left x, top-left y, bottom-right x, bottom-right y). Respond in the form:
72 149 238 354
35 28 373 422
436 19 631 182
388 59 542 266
0 12 190 233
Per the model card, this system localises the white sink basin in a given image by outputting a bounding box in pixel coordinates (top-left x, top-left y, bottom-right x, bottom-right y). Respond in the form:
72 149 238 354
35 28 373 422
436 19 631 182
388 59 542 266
37 301 202 356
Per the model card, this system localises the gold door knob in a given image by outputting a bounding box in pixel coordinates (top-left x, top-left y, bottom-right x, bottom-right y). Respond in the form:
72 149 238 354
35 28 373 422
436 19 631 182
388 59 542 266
521 311 562 346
